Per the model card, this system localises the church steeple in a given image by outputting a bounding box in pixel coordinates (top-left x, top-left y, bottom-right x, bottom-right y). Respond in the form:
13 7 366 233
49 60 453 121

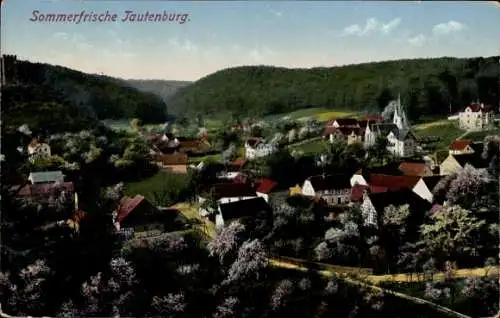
393 93 409 131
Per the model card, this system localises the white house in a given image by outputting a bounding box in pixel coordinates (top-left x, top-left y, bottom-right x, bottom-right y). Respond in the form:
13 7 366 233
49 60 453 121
244 137 277 160
301 174 352 205
364 96 417 157
215 196 270 228
458 102 494 131
28 171 64 184
27 139 51 162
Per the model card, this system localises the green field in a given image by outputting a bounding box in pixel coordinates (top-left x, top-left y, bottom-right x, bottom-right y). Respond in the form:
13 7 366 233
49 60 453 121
462 127 500 142
277 107 357 122
413 120 466 150
288 138 329 155
102 119 162 132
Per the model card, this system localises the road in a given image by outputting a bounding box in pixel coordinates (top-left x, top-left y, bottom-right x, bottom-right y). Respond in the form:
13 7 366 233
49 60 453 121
269 259 472 318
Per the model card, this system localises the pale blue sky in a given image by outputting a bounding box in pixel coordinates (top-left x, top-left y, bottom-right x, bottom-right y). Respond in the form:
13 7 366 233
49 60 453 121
2 1 499 81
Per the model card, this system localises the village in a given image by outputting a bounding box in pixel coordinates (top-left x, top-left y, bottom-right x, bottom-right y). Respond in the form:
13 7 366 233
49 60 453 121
13 96 499 271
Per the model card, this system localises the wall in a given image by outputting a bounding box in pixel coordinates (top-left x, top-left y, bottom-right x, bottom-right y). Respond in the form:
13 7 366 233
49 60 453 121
439 155 460 175
301 180 316 196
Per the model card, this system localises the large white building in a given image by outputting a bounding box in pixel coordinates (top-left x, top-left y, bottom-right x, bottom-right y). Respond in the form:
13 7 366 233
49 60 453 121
364 96 417 158
244 137 277 160
458 102 494 131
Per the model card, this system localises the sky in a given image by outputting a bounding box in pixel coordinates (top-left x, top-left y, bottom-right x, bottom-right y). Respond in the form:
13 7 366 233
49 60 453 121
2 1 500 81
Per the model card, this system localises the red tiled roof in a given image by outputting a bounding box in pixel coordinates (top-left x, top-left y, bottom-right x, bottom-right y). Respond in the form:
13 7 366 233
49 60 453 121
152 153 188 165
466 103 493 112
333 118 359 127
398 162 429 177
350 184 388 202
368 174 420 191
233 159 247 167
449 139 472 151
16 182 74 197
116 195 145 223
256 178 278 194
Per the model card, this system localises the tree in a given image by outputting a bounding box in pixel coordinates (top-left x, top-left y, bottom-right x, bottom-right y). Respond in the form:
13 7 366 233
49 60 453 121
420 205 486 261
223 239 267 285
446 165 492 211
130 118 142 132
208 222 246 266
368 134 391 166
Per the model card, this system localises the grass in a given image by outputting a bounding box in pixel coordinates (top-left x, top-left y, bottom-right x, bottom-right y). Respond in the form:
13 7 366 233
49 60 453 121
171 202 217 239
413 120 466 151
288 138 329 155
188 153 222 164
280 107 357 122
102 119 161 132
462 127 500 142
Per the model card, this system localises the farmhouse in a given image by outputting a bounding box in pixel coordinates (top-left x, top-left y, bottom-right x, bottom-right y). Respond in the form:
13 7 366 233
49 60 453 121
152 153 188 173
323 126 364 145
360 189 432 227
255 178 279 202
458 102 494 131
301 174 352 205
244 137 277 160
113 195 184 239
215 196 271 228
198 182 258 216
13 181 76 209
326 118 360 128
448 139 475 155
439 153 488 176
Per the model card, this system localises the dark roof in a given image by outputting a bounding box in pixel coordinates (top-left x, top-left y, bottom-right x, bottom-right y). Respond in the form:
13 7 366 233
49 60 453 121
367 189 432 214
219 197 271 221
246 137 263 148
369 123 399 136
307 174 351 190
362 115 384 122
449 139 472 151
368 174 420 190
451 153 487 169
466 103 493 112
421 175 444 192
200 183 257 200
470 142 484 154
333 118 359 127
350 184 388 202
323 126 363 137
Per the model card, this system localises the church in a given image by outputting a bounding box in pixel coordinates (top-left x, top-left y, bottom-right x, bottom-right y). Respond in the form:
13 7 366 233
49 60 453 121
364 96 418 158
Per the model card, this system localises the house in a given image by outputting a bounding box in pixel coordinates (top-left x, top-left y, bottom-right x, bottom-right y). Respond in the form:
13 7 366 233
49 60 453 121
27 139 51 162
255 178 279 202
323 127 364 145
13 181 76 209
351 172 434 203
198 182 258 216
361 189 432 227
449 139 475 155
398 162 433 177
326 118 360 128
152 153 188 173
439 153 488 175
244 137 277 160
350 184 388 203
113 195 184 239
458 102 494 131
28 171 64 184
289 184 302 196
215 196 271 228
364 96 418 157
301 174 352 205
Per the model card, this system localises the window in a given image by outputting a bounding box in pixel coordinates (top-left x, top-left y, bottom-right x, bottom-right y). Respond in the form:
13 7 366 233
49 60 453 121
337 197 341 204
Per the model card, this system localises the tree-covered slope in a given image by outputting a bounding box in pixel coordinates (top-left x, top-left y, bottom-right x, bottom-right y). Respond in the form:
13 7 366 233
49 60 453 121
167 56 500 119
7 59 169 123
124 79 192 103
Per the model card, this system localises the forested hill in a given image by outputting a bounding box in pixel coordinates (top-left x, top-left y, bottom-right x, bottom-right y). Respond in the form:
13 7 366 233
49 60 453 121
167 56 500 119
125 79 192 103
2 58 169 126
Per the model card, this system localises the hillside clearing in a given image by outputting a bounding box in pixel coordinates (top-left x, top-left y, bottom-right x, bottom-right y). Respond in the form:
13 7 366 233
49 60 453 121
414 120 465 150
462 127 500 142
171 203 217 239
288 138 329 155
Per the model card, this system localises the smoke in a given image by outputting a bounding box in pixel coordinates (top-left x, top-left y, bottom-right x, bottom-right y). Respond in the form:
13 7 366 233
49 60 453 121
381 100 397 120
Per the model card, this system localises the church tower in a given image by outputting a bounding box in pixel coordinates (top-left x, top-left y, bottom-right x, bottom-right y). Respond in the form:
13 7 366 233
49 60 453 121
393 94 409 132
